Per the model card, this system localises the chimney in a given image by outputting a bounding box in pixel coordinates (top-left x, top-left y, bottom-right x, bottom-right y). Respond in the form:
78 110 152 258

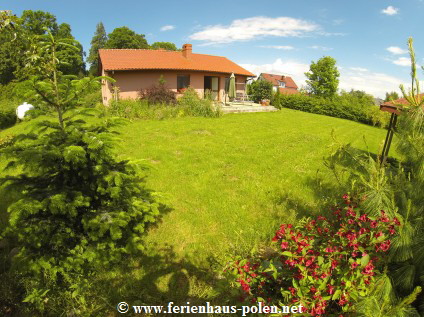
182 44 192 58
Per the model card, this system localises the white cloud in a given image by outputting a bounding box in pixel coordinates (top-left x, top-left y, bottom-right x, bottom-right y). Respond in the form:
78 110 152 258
381 6 399 15
393 57 411 66
160 25 175 31
240 58 407 98
349 67 368 72
309 45 333 51
386 46 407 55
339 69 405 98
189 16 319 45
259 45 294 50
332 19 344 26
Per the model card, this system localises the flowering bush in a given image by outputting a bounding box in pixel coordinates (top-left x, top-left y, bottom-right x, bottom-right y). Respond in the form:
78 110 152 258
227 195 401 316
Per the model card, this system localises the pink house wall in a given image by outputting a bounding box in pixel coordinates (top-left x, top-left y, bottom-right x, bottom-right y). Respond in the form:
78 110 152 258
101 69 248 105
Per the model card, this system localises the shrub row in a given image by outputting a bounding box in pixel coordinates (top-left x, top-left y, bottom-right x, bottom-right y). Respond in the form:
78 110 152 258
276 93 390 127
103 88 221 120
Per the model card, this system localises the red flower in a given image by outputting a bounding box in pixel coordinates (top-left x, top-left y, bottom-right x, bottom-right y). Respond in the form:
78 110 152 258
377 240 391 252
379 211 390 222
338 295 348 306
289 287 296 296
362 262 375 276
359 214 368 222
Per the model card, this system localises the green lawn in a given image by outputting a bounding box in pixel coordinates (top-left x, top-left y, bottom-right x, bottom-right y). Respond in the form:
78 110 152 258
114 109 388 261
0 108 390 307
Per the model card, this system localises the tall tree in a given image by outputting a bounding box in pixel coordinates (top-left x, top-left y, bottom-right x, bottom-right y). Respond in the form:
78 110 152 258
0 14 26 84
1 11 85 84
57 22 72 38
305 56 340 98
385 91 400 102
55 22 85 76
87 22 108 75
105 26 148 49
150 41 177 51
21 10 58 35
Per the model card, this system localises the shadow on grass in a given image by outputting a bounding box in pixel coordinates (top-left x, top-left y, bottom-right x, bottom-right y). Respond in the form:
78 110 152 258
96 244 233 317
271 144 399 221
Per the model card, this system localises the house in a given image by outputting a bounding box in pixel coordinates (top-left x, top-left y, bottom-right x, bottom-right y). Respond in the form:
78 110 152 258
380 93 424 115
381 93 424 108
98 44 255 105
257 73 299 95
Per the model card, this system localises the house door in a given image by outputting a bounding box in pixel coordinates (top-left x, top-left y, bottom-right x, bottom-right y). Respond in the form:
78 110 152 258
204 76 219 100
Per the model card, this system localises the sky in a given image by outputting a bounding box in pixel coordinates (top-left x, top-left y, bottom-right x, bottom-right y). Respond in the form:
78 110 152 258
3 0 424 98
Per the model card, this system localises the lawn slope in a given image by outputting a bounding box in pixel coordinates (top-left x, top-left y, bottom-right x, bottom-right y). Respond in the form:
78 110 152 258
115 108 389 260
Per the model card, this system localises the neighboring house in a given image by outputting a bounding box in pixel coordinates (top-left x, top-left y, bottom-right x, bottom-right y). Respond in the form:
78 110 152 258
381 93 424 108
258 73 299 95
98 44 255 104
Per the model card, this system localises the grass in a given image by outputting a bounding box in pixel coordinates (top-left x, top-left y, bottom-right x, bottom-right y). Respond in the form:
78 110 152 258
0 108 392 311
114 109 389 261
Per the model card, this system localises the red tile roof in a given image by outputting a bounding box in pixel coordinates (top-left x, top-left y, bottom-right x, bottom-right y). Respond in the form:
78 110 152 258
381 93 424 107
99 48 255 77
279 88 300 95
260 73 298 89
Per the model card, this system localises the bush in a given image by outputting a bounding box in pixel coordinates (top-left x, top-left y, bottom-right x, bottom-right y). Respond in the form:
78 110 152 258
227 195 400 315
276 92 389 126
103 88 221 120
0 107 17 129
80 87 102 108
139 79 177 105
249 80 273 103
178 87 221 118
0 84 18 129
103 99 181 120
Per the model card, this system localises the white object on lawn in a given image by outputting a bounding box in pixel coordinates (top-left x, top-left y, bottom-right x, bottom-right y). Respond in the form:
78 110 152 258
16 102 34 120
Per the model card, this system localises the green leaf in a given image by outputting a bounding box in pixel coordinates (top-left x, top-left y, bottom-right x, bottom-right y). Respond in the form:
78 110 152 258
332 289 342 300
360 254 370 267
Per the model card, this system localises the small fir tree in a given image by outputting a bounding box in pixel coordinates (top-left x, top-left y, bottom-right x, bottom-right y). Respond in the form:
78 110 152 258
0 30 163 312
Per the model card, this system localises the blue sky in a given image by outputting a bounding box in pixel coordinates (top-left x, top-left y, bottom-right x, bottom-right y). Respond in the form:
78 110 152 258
4 0 424 98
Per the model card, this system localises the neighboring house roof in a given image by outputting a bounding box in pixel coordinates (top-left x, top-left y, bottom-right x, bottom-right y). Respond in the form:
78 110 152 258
99 45 255 77
279 88 299 95
381 93 424 107
259 73 298 89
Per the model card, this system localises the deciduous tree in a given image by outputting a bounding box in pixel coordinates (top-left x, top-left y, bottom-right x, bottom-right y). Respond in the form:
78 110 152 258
21 10 58 35
151 41 177 51
305 56 340 98
385 91 400 102
105 26 148 49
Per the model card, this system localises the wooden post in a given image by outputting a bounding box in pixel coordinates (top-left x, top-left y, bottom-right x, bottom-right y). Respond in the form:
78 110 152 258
379 104 401 165
381 113 397 165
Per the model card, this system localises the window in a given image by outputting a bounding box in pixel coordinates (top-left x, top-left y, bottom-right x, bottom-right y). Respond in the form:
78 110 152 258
279 81 286 88
177 75 190 92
